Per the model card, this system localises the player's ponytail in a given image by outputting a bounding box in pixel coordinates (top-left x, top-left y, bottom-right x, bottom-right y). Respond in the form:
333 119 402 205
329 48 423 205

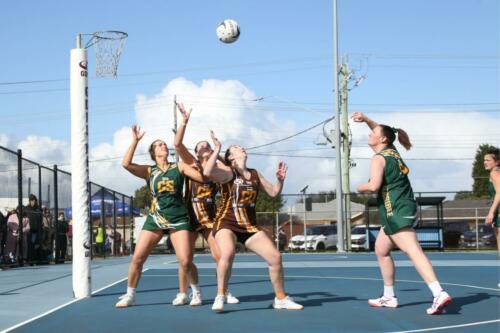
379 124 412 151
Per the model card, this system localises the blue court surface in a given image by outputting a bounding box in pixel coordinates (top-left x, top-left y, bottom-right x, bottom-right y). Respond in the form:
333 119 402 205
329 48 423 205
1 252 499 333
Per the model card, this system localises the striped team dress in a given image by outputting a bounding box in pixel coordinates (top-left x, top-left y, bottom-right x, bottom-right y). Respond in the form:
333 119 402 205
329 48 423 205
213 169 261 244
142 164 194 232
186 179 217 231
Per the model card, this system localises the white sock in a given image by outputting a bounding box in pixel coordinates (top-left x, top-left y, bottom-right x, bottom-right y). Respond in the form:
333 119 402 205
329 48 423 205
428 281 443 298
190 284 200 293
383 285 395 298
127 287 136 297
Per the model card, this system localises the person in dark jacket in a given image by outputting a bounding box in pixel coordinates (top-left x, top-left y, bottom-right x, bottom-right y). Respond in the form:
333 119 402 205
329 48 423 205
25 194 43 264
55 212 69 263
0 210 6 264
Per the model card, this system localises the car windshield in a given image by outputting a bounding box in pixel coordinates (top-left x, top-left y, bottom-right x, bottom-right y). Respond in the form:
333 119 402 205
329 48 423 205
351 227 366 235
306 226 334 235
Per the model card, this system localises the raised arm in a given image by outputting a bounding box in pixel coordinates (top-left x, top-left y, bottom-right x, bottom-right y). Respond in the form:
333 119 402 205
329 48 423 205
356 155 385 193
173 102 197 166
122 125 150 180
178 161 204 183
486 171 500 225
202 130 233 184
257 162 287 198
352 112 379 130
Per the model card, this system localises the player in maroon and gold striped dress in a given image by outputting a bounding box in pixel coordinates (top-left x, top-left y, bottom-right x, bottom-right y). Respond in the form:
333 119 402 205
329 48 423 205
173 102 239 305
203 130 303 312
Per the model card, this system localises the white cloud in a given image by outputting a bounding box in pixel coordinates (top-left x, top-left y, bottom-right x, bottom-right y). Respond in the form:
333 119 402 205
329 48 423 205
348 111 500 194
18 135 69 166
2 80 498 200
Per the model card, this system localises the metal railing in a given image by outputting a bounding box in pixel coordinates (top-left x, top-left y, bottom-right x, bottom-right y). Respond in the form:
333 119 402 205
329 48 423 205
0 146 135 267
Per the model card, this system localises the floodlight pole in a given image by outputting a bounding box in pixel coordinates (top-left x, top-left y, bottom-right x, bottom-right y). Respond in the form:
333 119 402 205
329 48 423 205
333 0 344 253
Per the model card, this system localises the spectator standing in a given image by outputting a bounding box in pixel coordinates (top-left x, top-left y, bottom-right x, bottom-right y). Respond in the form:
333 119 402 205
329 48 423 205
25 194 43 264
55 212 69 263
41 207 54 264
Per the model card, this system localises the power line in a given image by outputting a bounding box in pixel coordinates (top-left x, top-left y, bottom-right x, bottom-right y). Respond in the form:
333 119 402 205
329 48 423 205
246 117 333 151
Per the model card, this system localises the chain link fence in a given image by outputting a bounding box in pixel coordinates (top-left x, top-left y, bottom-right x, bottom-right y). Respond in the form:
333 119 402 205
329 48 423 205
251 192 497 253
0 146 135 267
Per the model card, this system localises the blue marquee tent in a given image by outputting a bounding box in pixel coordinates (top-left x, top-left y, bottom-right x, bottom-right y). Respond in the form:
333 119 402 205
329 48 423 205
64 188 139 219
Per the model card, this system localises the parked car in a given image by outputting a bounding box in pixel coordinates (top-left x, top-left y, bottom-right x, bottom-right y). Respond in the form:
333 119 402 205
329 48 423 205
459 224 496 248
289 225 337 251
151 234 173 254
351 225 381 251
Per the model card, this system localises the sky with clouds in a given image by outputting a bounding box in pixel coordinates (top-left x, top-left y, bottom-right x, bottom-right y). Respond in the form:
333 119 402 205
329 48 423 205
0 0 498 199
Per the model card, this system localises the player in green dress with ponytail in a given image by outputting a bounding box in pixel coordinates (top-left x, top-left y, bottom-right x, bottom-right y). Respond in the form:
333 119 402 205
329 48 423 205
353 112 452 315
483 146 500 253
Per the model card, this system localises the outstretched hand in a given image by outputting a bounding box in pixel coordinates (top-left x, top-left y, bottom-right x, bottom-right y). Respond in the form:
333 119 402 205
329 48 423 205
210 130 222 151
351 112 367 123
131 125 145 142
276 161 288 182
176 102 192 124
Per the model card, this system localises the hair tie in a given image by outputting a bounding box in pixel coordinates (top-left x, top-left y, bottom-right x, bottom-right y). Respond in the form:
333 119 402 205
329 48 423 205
391 127 398 134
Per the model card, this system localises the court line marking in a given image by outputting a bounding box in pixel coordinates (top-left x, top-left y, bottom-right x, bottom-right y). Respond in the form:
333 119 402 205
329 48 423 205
385 319 500 333
1 267 153 333
144 273 500 292
143 272 500 332
3 268 498 333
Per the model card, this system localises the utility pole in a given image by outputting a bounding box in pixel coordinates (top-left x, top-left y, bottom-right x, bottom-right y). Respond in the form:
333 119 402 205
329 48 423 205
300 185 309 253
333 0 344 253
340 61 352 251
172 94 179 163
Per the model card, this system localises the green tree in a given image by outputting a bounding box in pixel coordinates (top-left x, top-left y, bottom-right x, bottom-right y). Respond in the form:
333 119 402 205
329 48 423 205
472 144 494 198
453 191 474 200
256 192 285 212
133 185 152 209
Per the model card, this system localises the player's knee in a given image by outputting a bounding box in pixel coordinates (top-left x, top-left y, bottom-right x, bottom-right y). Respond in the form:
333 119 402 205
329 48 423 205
177 256 192 269
374 244 390 258
219 250 235 263
132 254 147 267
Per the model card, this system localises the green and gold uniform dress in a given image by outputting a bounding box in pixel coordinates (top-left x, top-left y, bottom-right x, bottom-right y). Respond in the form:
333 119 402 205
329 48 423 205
487 179 499 227
376 147 418 235
186 179 217 231
142 164 193 232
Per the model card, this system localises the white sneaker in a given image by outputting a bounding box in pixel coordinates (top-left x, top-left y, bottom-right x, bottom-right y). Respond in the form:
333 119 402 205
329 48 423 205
190 291 202 306
368 296 398 308
172 292 189 306
427 291 452 315
115 294 135 308
226 292 240 304
212 295 226 312
273 296 304 310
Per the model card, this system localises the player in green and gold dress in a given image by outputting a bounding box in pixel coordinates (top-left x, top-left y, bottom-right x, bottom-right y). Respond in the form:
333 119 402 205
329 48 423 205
483 147 500 253
353 112 452 315
116 125 204 308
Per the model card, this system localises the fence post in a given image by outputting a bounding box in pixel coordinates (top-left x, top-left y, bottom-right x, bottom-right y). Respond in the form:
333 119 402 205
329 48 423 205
475 208 479 251
54 165 59 262
17 149 24 266
112 191 117 256
130 196 134 254
275 211 279 249
289 206 292 253
38 165 42 206
122 194 126 256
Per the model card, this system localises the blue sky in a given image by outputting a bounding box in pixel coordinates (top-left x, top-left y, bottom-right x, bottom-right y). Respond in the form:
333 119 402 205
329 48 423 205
0 0 498 197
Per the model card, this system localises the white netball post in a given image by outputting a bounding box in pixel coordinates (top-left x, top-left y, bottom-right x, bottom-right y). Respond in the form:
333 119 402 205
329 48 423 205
70 31 127 298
